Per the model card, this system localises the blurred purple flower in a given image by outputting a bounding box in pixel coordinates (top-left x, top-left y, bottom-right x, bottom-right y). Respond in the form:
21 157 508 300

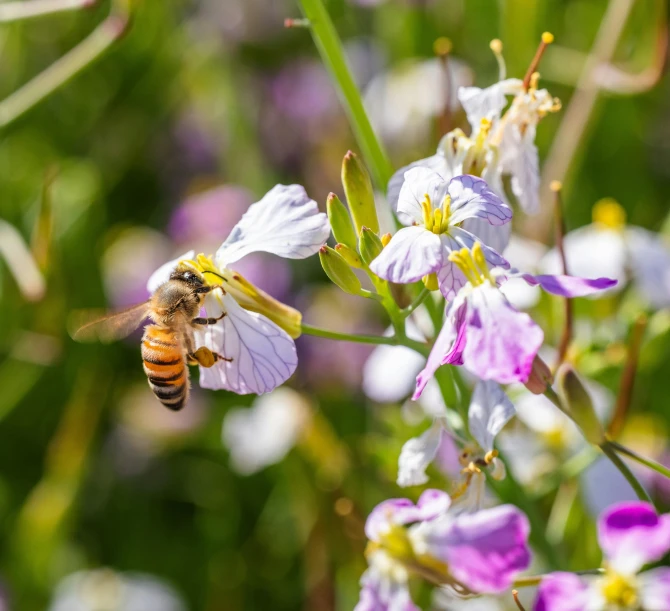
535 502 670 611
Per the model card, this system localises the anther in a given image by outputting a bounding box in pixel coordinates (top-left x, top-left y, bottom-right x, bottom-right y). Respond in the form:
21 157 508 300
484 449 499 464
421 194 433 230
433 209 443 234
433 36 452 57
522 32 554 90
489 38 506 81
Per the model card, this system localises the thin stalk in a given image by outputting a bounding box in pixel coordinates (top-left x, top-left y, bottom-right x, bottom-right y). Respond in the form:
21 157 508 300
296 0 393 188
609 440 670 480
512 590 526 611
300 323 429 356
0 12 128 128
513 569 604 589
600 441 652 503
0 0 95 22
551 183 573 371
400 287 429 318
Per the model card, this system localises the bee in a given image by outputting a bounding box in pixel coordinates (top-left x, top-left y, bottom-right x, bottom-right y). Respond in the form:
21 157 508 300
72 265 231 410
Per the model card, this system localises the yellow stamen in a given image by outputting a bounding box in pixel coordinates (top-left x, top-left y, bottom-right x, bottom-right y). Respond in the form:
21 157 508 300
529 71 540 91
448 245 493 287
489 38 506 81
381 233 392 247
441 195 451 230
421 195 433 231
542 31 554 45
433 36 452 57
523 33 554 90
600 571 638 607
471 242 493 283
432 208 443 234
484 449 499 465
422 273 439 291
593 198 626 230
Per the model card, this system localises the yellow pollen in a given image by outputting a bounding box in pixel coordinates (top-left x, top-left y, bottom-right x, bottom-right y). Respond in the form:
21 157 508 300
420 194 451 234
448 244 493 287
421 195 433 230
484 449 498 465
433 36 452 57
433 209 443 234
542 32 554 45
592 198 626 230
529 71 541 91
600 571 638 607
489 39 503 54
549 180 562 193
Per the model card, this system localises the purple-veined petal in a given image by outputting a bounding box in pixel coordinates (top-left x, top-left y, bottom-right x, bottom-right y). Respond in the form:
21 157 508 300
640 567 670 611
437 259 468 302
468 381 515 452
518 272 617 297
413 296 467 399
425 504 531 593
196 292 297 395
365 490 451 542
396 167 451 225
355 562 418 611
447 175 512 226
598 502 670 573
397 420 444 487
387 154 449 218
216 184 329 266
458 79 522 130
146 250 195 294
463 284 543 384
533 572 591 611
462 217 512 256
369 226 443 284
448 226 510 269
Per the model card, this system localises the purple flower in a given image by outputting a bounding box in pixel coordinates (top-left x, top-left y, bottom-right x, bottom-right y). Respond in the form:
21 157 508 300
369 170 511 300
356 490 532 609
413 243 616 396
535 502 670 611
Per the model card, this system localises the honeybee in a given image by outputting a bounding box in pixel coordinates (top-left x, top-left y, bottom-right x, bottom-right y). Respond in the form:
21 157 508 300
72 265 231 410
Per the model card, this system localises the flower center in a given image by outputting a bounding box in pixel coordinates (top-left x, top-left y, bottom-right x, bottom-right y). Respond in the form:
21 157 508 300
592 198 626 230
463 118 494 176
600 571 638 608
421 193 451 234
448 243 493 287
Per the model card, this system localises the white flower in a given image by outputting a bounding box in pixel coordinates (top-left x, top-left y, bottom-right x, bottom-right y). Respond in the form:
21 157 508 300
49 569 186 611
147 184 330 395
222 387 310 475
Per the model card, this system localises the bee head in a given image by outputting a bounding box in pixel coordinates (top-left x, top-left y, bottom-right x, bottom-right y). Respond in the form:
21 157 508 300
170 266 205 287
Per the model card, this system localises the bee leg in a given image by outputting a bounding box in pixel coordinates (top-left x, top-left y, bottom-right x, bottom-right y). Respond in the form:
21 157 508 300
191 311 227 326
188 346 233 368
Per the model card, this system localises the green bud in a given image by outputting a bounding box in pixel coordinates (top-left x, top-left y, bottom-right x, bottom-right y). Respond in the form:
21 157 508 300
319 246 362 295
359 226 384 265
556 365 605 445
342 151 379 234
327 193 358 250
335 243 363 269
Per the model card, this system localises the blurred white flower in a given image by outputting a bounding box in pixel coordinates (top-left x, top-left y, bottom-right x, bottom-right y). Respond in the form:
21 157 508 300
49 569 186 611
222 387 311 475
498 235 547 310
365 57 473 150
0 219 45 302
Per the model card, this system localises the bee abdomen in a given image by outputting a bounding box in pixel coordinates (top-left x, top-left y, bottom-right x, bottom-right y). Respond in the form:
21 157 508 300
142 325 189 411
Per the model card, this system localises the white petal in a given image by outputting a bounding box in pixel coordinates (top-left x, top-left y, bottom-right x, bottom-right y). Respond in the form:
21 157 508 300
461 217 512 255
468 380 515 452
626 227 670 308
369 225 443 284
501 124 541 214
437 257 467 302
447 226 509 269
216 184 329 266
222 388 310 475
196 292 297 395
397 166 450 225
387 154 450 217
146 250 195 294
458 79 522 130
446 175 512 226
397 420 444 487
363 344 426 403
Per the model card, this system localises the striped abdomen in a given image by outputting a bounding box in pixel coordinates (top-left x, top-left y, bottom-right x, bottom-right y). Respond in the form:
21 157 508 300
141 324 189 410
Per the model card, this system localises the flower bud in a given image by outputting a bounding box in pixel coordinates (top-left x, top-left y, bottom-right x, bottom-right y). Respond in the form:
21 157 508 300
319 246 362 295
524 355 553 394
326 193 358 250
556 365 605 445
359 226 383 265
335 243 363 269
342 151 379 234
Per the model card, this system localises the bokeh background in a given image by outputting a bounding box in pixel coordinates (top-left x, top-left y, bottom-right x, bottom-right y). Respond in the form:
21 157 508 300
0 0 669 609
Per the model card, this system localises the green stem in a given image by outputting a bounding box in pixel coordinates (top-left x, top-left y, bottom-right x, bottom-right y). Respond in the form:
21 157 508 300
296 0 393 188
609 440 670 480
600 441 652 503
400 287 429 318
0 0 95 22
0 12 127 127
300 323 429 356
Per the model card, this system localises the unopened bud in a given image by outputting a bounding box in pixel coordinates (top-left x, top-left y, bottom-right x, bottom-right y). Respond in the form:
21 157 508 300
319 246 362 295
335 243 363 269
556 365 605 445
524 356 553 394
327 193 358 250
342 151 379 234
359 226 383 265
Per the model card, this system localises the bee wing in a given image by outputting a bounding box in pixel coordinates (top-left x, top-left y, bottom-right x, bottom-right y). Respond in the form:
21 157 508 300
69 302 152 344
